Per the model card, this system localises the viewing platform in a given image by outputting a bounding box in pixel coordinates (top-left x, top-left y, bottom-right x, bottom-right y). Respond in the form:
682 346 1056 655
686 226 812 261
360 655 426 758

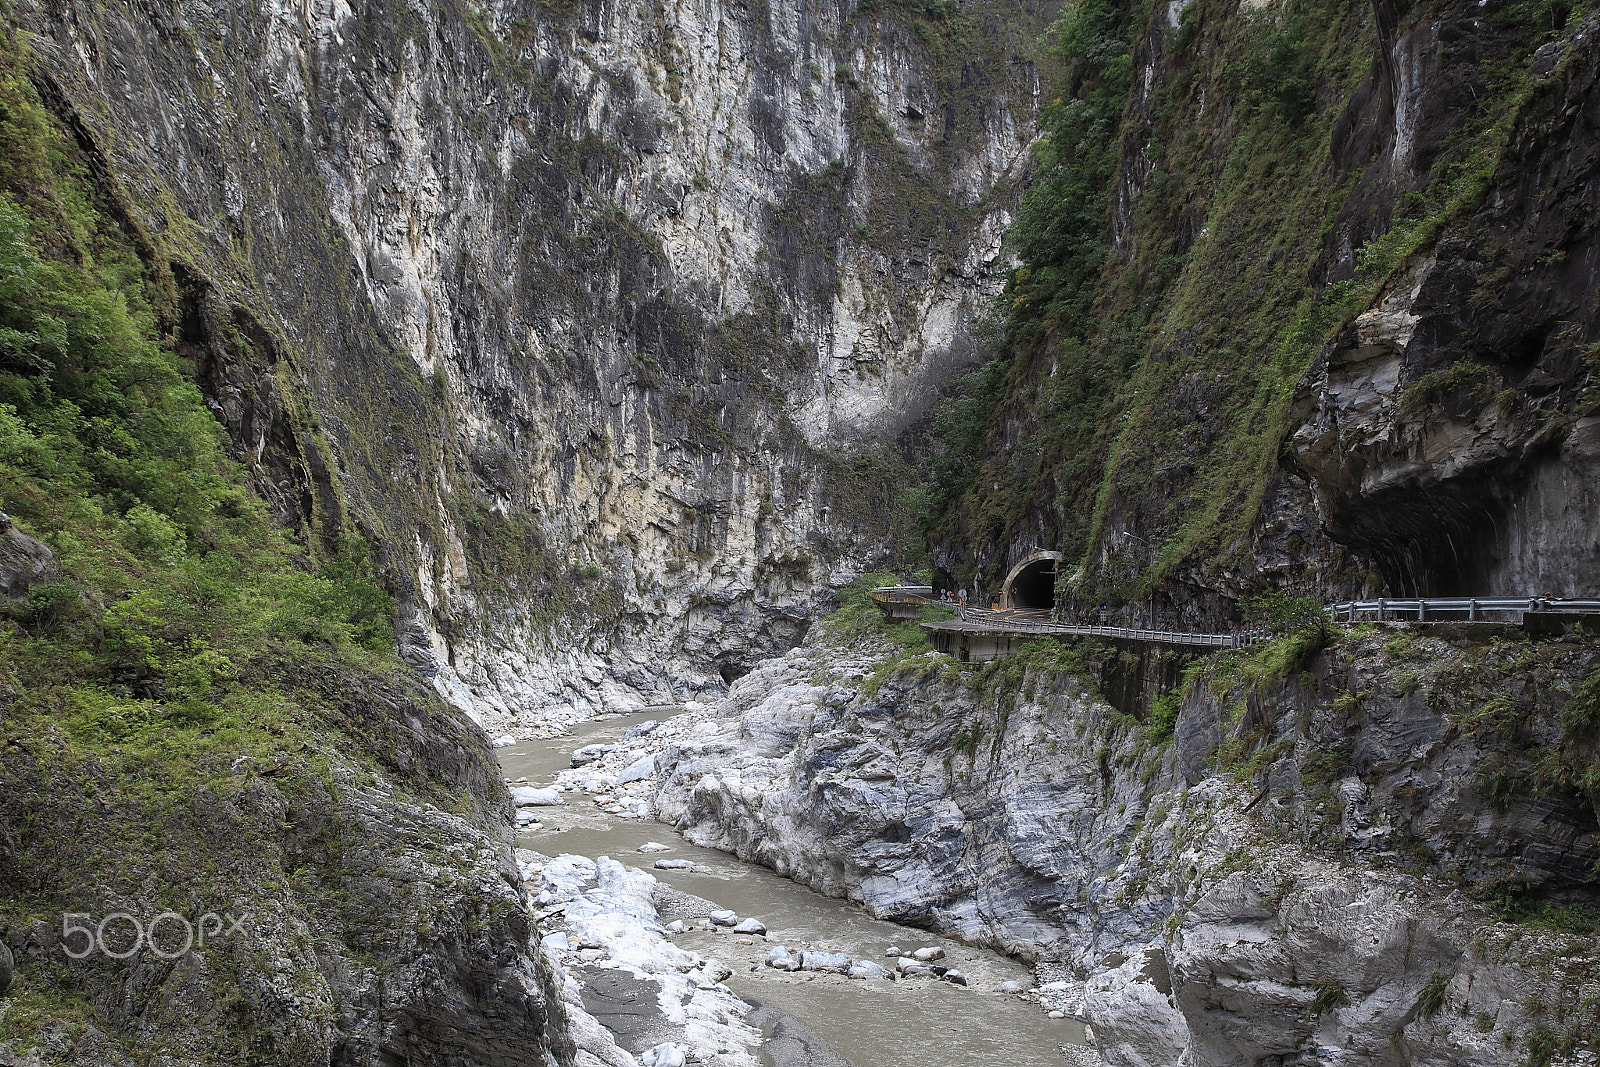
866 585 936 620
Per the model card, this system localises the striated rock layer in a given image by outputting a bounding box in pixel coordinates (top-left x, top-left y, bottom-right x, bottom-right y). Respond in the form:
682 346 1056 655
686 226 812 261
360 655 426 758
649 625 1600 1064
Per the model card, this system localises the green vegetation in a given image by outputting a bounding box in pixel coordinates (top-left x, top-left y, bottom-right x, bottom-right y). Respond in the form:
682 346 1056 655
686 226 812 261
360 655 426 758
1534 665 1600 832
0 47 396 716
0 244 389 737
1476 881 1600 935
916 0 1586 606
0 36 505 1058
1526 1026 1558 1067
1244 591 1331 639
1208 626 1331 696
1146 688 1181 743
1416 971 1451 1017
1398 362 1498 416
1563 666 1600 739
919 0 1133 576
1309 981 1348 1017
823 570 929 647
822 571 961 695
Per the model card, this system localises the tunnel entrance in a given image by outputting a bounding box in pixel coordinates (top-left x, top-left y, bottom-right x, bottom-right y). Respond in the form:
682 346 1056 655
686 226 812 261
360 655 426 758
998 551 1061 612
1009 559 1057 611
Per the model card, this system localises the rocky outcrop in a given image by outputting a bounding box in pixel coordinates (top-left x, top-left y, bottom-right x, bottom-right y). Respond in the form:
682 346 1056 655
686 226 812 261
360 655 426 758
0 662 576 1066
0 514 56 601
641 625 1599 1065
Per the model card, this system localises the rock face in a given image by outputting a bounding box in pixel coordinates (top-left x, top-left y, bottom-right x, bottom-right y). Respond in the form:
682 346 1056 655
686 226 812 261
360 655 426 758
649 627 1600 1065
1289 17 1600 595
0 514 57 600
9 0 1052 720
0 664 574 1066
926 0 1600 626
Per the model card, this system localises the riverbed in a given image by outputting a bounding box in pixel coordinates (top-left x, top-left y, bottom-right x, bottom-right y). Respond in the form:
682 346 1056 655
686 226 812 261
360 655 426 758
498 709 1096 1067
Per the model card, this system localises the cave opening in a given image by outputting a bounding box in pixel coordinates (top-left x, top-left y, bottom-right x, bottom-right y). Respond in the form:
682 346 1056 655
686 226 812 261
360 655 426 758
1010 559 1057 611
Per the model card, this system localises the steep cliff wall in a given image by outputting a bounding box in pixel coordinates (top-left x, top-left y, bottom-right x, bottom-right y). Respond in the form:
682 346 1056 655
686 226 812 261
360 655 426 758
649 618 1600 1065
1288 13 1600 597
0 45 585 1061
926 0 1598 627
11 0 1055 720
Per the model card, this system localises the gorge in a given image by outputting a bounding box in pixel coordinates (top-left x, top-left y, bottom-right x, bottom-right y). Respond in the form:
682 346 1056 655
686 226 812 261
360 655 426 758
0 0 1596 1060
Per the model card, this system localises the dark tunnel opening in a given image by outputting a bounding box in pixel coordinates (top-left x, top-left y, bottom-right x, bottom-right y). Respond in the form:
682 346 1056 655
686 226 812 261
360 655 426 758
1010 560 1057 611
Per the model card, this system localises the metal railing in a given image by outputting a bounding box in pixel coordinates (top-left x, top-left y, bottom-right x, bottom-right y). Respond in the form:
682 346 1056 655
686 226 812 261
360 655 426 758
868 586 936 605
887 586 1600 651
926 614 1275 649
1328 597 1600 621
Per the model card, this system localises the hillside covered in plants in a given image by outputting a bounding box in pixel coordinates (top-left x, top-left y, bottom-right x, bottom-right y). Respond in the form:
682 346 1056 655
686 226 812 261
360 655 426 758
924 0 1599 625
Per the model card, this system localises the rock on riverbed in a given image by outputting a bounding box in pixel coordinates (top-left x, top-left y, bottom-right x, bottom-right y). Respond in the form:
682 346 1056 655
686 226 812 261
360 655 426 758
511 786 564 806
572 743 616 767
523 851 761 1067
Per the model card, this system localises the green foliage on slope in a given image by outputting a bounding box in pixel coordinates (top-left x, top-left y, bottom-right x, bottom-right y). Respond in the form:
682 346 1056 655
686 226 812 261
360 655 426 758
921 0 1135 575
920 0 1589 605
0 37 510 1060
0 162 395 732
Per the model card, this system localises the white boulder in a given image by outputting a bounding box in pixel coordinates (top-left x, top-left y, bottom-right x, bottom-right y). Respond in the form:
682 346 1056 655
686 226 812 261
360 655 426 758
641 1042 686 1067
801 951 852 973
615 755 658 785
512 786 565 807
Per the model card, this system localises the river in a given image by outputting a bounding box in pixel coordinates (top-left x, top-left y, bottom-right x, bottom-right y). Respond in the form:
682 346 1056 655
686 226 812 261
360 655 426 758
497 708 1096 1067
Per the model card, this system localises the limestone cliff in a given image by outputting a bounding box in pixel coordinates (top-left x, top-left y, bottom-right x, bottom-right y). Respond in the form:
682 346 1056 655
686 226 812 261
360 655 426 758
10 0 1054 720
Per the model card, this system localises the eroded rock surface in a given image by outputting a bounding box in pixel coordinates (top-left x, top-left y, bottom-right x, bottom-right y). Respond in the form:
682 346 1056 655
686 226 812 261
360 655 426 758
0 514 56 600
1289 16 1600 596
633 627 1600 1066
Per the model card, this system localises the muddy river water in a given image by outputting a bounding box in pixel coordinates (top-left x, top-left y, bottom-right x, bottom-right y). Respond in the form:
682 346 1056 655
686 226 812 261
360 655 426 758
497 709 1094 1067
